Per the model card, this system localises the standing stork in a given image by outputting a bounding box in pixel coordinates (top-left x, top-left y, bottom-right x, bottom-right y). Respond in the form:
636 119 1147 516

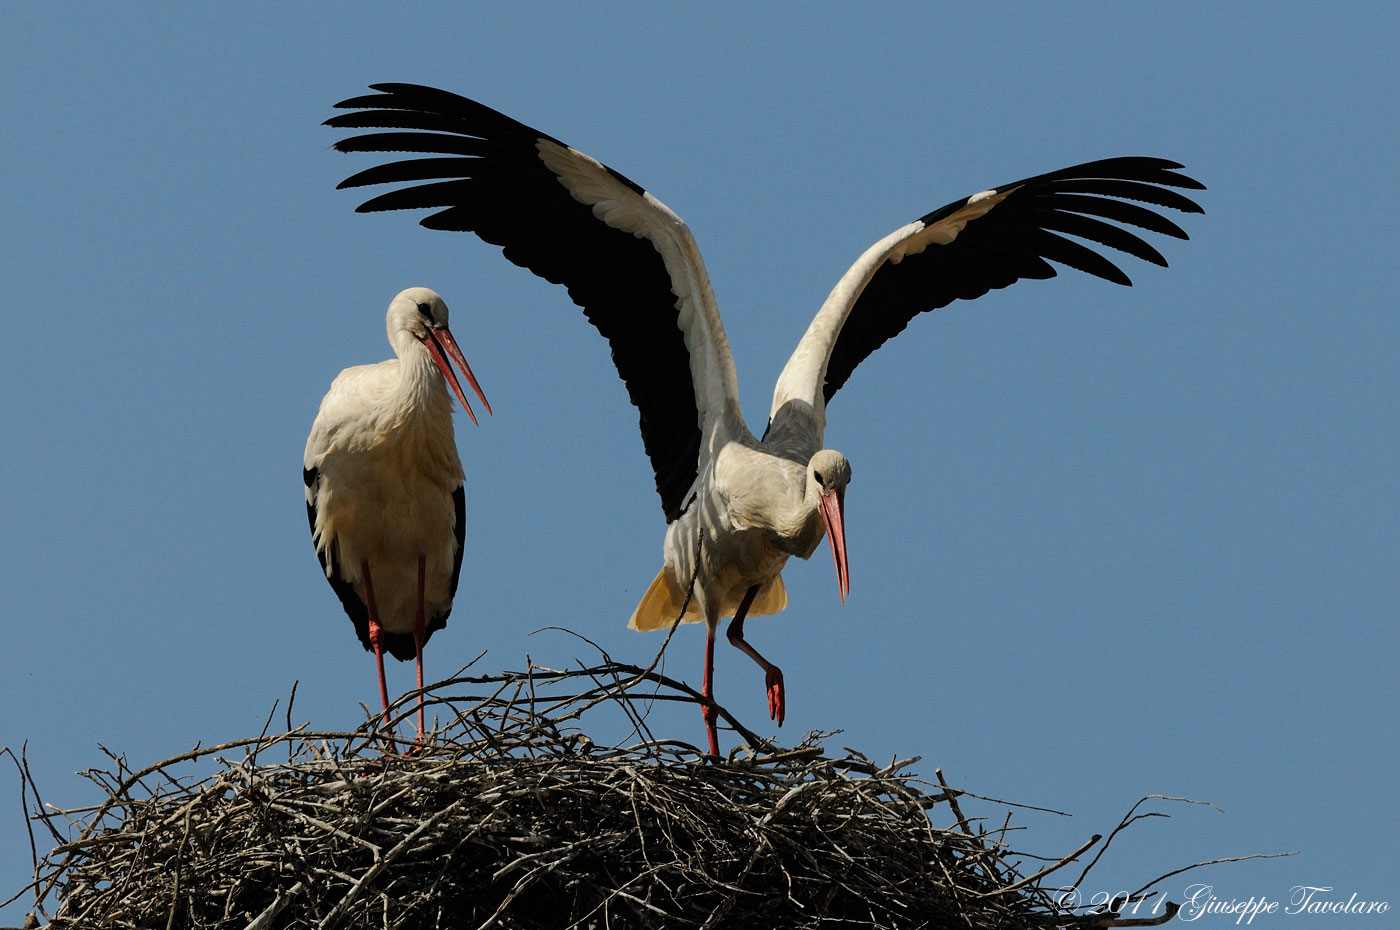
326 85 1203 756
304 286 491 743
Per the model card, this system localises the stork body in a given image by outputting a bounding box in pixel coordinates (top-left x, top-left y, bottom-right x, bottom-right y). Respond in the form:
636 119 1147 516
304 287 489 742
327 85 1203 755
632 440 851 748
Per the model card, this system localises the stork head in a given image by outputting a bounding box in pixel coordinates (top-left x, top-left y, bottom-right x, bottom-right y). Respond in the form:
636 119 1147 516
808 449 852 602
386 287 492 425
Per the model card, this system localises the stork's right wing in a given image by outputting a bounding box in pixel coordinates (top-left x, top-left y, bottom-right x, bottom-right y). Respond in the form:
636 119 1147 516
327 84 746 523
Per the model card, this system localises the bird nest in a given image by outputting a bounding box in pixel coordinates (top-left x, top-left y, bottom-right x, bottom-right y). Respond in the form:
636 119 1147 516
6 655 1230 929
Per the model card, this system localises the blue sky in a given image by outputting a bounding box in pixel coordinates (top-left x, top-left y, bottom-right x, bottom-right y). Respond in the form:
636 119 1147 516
2 4 1396 925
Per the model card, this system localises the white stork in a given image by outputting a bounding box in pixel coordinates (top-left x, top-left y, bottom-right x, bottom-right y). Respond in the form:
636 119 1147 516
326 85 1204 756
304 286 491 743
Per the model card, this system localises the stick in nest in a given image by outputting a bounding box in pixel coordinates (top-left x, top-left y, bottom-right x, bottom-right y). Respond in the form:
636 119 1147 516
4 651 1286 930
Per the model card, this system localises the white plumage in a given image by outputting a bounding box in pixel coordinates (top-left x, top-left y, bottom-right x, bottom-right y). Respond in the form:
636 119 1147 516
327 85 1203 755
304 286 490 742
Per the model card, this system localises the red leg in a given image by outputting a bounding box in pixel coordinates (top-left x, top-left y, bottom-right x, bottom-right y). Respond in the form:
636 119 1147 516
701 622 721 758
360 560 394 741
412 555 427 744
727 584 785 726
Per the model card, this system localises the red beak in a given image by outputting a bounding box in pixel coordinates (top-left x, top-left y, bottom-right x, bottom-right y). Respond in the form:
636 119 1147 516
818 487 849 603
421 326 492 425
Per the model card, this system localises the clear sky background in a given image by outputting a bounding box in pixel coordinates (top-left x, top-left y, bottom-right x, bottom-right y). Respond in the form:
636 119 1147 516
2 4 1395 925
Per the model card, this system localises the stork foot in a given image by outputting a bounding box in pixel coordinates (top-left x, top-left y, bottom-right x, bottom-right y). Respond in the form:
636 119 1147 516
765 666 786 727
410 719 430 756
726 586 786 728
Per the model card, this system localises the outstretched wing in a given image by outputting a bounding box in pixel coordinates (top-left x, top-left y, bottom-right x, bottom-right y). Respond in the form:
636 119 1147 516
327 84 745 522
770 157 1204 427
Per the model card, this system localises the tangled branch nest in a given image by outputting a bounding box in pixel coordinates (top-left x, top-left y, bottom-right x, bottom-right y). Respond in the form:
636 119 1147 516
6 659 1226 929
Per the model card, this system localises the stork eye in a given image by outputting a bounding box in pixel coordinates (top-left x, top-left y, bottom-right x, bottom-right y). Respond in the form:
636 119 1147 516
814 470 825 485
416 301 433 319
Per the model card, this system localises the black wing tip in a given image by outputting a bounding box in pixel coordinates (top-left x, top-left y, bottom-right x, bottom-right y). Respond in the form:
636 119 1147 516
1077 155 1206 185
1084 257 1133 287
330 82 464 109
1153 160 1208 193
328 83 560 145
368 81 443 95
325 83 469 130
1039 156 1207 202
1125 156 1208 204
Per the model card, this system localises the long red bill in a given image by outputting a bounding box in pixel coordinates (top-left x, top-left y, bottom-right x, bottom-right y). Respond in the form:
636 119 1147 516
818 488 850 603
422 327 492 425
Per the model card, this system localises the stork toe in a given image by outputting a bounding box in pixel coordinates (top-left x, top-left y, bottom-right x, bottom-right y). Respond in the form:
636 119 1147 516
766 666 785 726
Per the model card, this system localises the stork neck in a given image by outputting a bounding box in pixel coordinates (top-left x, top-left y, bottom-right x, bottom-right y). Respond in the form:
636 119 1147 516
784 483 830 557
396 340 451 414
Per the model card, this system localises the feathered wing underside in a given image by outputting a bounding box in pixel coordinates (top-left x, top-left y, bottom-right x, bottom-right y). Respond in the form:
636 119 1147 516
327 83 745 521
771 156 1205 424
302 465 457 661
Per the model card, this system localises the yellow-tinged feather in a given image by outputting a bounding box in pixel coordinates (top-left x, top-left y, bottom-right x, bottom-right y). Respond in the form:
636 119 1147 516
629 568 701 631
748 574 788 617
628 568 788 631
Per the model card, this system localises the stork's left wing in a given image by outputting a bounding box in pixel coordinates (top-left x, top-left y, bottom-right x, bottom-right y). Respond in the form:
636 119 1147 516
771 158 1204 424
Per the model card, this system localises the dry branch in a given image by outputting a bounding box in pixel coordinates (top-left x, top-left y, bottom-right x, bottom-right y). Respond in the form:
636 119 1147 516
4 663 1257 929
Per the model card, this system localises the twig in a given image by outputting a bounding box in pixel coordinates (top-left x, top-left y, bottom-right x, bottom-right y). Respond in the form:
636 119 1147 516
5 651 1272 930
1130 850 1298 899
1073 795 1220 888
978 833 1101 897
